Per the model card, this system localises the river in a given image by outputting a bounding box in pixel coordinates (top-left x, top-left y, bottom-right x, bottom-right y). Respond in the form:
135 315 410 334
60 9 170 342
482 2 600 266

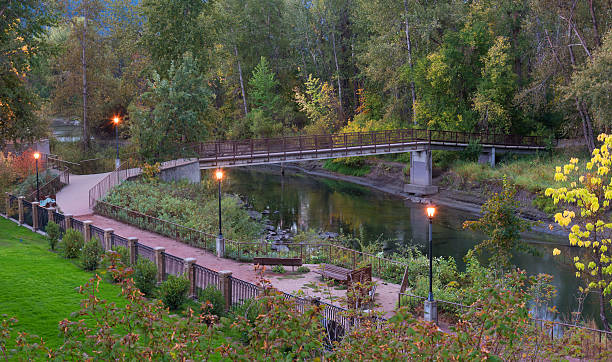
220 166 610 326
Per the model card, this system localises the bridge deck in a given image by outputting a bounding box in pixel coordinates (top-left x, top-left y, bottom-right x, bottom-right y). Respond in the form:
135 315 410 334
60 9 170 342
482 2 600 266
194 129 547 169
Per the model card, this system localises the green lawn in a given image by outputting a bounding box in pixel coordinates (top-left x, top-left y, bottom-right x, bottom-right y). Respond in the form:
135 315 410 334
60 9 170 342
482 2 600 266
0 218 125 347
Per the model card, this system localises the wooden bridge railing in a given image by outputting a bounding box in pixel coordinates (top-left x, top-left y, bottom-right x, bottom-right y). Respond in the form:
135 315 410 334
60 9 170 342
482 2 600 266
192 129 548 159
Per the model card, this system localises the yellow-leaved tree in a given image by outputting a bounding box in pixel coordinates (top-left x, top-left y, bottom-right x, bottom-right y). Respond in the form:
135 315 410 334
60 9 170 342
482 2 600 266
546 133 612 331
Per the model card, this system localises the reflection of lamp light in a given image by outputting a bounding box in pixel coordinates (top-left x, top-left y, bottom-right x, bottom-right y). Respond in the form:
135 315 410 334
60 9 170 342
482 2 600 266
113 116 121 169
425 204 436 302
34 152 40 201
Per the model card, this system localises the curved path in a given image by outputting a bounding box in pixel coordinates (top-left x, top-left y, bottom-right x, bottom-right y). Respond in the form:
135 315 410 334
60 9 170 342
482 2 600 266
56 173 110 216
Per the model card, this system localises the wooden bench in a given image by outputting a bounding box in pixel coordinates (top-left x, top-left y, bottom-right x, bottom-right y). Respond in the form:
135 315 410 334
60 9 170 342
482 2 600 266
314 264 372 284
253 257 302 271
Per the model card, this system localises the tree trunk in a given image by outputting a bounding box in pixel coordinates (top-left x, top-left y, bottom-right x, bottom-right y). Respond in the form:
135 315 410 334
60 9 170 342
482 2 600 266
331 31 343 118
81 2 89 150
568 36 595 151
588 0 601 47
404 0 416 124
234 44 248 116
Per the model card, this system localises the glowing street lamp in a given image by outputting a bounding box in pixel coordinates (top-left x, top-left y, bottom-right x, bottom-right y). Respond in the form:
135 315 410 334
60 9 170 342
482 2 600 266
113 116 120 169
426 205 436 302
34 152 40 202
215 169 224 257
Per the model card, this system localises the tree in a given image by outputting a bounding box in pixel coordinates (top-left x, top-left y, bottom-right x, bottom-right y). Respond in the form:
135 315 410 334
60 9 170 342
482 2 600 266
546 134 612 330
0 0 57 148
247 57 284 137
129 53 211 162
294 74 341 134
565 31 612 132
472 36 517 134
463 177 535 269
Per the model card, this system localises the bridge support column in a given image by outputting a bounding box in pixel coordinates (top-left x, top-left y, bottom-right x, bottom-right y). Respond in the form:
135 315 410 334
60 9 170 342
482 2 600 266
404 150 438 196
478 147 495 168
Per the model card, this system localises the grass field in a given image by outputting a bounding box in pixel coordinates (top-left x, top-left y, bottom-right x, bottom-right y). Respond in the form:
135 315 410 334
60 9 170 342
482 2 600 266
0 218 125 347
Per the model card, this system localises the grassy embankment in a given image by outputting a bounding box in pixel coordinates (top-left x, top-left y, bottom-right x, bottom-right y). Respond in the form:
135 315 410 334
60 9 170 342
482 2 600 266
0 218 125 347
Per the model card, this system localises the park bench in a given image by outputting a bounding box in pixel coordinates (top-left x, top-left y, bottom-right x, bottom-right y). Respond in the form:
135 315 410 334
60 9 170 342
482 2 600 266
253 257 302 271
314 264 372 284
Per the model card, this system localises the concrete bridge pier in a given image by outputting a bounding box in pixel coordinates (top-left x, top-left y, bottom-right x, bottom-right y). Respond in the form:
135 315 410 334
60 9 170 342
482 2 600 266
478 147 495 168
404 149 439 196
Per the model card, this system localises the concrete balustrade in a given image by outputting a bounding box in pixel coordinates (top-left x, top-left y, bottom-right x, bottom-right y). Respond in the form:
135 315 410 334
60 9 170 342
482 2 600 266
64 214 73 229
218 270 233 311
18 196 24 225
83 220 92 242
183 258 196 298
154 247 166 283
103 228 114 251
127 237 138 265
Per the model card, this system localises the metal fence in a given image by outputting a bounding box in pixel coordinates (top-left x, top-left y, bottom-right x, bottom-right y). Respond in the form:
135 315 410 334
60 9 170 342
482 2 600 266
37 206 49 231
163 252 184 279
230 277 261 306
193 128 548 162
72 219 84 234
136 243 155 262
22 200 32 227
112 234 129 249
53 212 65 232
193 264 220 293
25 167 69 201
90 225 105 248
95 201 218 251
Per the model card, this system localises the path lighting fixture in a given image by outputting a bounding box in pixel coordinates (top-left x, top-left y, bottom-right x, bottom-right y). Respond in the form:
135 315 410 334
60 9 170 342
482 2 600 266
216 169 224 239
113 116 121 169
426 205 436 302
34 152 40 202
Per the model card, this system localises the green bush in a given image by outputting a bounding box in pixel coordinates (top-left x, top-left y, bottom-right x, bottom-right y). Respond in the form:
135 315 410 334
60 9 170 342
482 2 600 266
159 274 190 310
45 221 61 250
133 258 158 296
271 265 286 274
197 285 226 317
61 229 83 259
297 266 310 273
81 238 102 271
532 193 558 215
323 158 370 176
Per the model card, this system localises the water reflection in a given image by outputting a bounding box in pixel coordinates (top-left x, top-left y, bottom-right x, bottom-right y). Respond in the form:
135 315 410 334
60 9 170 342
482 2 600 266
221 166 611 325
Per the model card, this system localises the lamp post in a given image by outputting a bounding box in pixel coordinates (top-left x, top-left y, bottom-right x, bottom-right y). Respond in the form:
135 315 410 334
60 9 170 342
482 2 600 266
424 205 437 323
34 152 40 202
215 169 224 257
113 116 120 169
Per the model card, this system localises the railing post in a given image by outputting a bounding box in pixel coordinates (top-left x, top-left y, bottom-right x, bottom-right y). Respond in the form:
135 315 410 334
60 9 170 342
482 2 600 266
219 270 233 311
18 196 24 225
424 300 438 324
103 228 114 251
128 237 138 265
184 258 196 298
47 207 55 225
353 250 356 269
4 192 9 218
154 247 166 283
83 220 92 242
32 202 39 231
64 214 73 230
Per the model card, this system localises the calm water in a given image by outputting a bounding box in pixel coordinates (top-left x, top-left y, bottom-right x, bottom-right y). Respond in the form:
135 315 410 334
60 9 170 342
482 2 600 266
220 166 610 325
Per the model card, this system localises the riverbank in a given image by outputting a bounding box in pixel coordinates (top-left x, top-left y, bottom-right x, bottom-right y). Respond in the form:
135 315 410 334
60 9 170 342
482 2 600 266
269 160 569 238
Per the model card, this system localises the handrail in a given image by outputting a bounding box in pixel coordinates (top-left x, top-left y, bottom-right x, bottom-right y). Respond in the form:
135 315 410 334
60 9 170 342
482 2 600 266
191 128 550 160
25 167 70 201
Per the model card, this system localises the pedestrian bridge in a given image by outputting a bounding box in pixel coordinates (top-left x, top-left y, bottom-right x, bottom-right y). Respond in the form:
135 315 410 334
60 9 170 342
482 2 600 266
193 128 548 195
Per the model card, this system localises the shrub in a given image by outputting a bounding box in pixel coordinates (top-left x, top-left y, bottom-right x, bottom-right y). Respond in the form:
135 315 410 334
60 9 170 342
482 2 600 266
197 286 226 317
81 238 102 271
271 265 286 274
45 221 61 250
159 274 190 310
133 258 158 296
61 229 83 259
100 246 131 283
297 266 310 273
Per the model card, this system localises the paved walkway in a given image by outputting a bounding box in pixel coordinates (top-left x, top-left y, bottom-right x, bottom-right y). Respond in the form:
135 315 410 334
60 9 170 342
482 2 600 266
56 173 110 216
78 213 400 318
